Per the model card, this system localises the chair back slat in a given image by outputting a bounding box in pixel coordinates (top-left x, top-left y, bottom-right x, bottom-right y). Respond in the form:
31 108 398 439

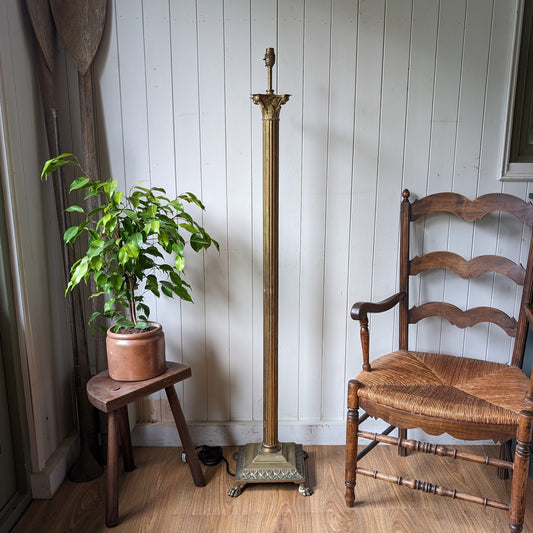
410 252 526 285
398 190 533 362
411 192 533 226
408 302 518 337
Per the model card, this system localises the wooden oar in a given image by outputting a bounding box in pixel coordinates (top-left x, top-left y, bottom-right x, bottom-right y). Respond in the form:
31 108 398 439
49 0 108 376
25 0 103 482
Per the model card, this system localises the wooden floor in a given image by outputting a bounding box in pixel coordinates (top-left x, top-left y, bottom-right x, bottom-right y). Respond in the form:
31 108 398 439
12 445 533 532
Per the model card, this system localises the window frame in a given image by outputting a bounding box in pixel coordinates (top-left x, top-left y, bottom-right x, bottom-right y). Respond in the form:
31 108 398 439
501 0 533 181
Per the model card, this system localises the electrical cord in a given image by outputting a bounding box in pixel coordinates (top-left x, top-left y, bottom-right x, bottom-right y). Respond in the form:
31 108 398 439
186 445 235 476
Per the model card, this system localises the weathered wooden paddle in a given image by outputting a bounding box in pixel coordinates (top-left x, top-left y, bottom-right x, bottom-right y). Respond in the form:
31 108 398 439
48 0 109 376
26 0 104 482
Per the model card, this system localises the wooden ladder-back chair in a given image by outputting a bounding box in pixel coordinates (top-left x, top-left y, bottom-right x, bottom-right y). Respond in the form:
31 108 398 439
345 190 533 532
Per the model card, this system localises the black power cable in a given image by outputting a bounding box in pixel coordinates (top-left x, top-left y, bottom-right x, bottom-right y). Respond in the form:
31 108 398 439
182 445 235 476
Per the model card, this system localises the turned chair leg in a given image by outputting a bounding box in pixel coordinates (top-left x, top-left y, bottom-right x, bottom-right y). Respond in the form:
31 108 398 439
509 410 533 532
345 379 360 507
398 428 408 457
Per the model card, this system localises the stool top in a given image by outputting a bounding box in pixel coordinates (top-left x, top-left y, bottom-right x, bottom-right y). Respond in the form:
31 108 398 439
86 361 192 412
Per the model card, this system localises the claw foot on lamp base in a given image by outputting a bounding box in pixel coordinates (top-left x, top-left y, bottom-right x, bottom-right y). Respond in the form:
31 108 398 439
227 442 313 497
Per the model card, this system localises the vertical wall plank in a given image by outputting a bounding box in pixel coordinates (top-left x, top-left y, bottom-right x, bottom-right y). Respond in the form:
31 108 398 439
441 0 493 357
224 0 254 421
370 0 411 360
94 2 125 188
321 0 357 421
170 0 208 421
196 0 230 422
115 0 150 186
278 0 305 421
346 0 385 382
143 0 180 353
416 0 466 354
298 0 331 420
403 0 439 351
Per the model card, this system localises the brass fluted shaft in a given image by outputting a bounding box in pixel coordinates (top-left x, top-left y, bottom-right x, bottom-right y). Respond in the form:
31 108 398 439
253 71 289 454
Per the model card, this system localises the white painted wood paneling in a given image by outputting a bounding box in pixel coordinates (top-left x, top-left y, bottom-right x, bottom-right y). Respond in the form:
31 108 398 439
224 0 254 422
321 0 357 421
298 0 331 421
346 0 386 389
278 0 305 422
3 0 527 456
170 0 208 422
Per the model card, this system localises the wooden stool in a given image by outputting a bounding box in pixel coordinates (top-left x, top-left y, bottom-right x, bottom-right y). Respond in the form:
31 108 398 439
86 362 206 527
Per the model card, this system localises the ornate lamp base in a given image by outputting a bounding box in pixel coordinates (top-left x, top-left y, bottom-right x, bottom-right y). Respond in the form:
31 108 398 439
227 442 313 497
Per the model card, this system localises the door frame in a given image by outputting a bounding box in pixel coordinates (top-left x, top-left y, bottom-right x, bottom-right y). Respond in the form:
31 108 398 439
0 174 32 532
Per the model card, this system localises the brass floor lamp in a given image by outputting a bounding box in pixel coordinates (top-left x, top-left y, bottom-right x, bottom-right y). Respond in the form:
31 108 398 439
228 48 312 497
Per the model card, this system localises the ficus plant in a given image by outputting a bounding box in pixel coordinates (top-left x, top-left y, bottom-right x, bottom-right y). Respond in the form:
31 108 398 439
42 153 219 332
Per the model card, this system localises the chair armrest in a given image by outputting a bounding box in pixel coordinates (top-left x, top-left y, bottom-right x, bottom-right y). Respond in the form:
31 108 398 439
351 291 406 322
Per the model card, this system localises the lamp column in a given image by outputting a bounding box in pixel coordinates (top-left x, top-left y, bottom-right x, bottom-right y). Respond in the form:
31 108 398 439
228 48 311 497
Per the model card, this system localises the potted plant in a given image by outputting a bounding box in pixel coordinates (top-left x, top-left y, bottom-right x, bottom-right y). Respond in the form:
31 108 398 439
42 153 219 381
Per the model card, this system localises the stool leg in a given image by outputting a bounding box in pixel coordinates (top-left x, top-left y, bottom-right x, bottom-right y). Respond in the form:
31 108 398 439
165 385 206 487
118 406 136 472
106 410 119 527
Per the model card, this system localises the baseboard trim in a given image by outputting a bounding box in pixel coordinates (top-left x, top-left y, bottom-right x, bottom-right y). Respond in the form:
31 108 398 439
132 421 347 447
132 419 495 448
30 432 79 499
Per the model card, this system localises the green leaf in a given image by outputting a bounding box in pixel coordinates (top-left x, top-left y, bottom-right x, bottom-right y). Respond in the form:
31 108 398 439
65 205 84 213
180 192 205 209
69 176 91 192
174 285 192 301
86 239 105 258
41 154 78 179
70 258 89 286
112 191 124 205
103 179 118 197
91 256 103 271
64 226 81 244
88 311 101 325
146 274 158 289
129 232 144 248
112 275 124 291
118 243 139 265
190 232 211 251
137 302 150 318
175 255 185 272
145 246 164 259
123 209 139 220
171 242 184 256
179 223 198 233
87 206 105 218
161 283 173 298
144 220 160 234
169 271 182 285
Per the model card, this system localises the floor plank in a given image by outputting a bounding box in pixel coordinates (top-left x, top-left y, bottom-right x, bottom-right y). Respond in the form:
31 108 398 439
11 445 533 532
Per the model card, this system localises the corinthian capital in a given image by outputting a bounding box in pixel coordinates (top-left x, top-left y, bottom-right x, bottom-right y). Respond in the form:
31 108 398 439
252 93 290 120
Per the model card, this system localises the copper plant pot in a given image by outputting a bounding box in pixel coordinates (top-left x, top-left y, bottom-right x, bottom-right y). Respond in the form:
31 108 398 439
106 322 166 381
